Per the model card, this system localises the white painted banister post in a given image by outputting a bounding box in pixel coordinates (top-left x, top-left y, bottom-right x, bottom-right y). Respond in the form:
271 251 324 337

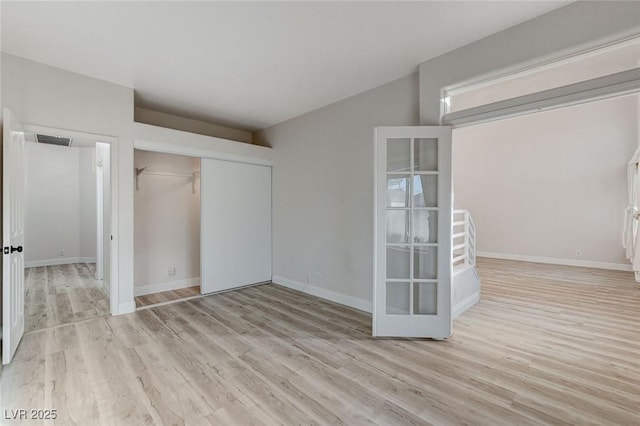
464 211 470 267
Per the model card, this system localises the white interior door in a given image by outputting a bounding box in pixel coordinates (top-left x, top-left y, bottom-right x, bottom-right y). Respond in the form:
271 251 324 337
200 158 272 294
374 126 452 338
2 108 26 364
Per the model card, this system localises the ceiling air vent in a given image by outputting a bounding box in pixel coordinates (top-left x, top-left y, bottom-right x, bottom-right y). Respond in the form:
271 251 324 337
36 134 72 146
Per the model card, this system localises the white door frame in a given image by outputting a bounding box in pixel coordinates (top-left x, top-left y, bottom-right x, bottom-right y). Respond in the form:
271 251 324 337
95 155 104 281
440 35 640 128
23 124 119 316
443 68 640 128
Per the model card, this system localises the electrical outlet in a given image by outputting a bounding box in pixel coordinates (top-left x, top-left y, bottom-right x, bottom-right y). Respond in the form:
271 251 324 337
316 272 322 281
576 250 582 257
58 249 64 257
168 267 176 277
306 274 311 284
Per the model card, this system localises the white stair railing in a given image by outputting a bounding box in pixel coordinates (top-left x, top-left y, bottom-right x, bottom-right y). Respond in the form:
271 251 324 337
452 210 476 268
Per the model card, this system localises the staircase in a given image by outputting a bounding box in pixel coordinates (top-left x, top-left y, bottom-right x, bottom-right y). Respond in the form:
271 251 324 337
452 210 481 319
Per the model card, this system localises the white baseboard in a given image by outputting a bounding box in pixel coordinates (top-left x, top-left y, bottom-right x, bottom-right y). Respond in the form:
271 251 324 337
118 301 137 315
452 292 480 320
477 251 633 272
25 257 97 268
102 279 111 294
134 277 200 297
272 275 372 313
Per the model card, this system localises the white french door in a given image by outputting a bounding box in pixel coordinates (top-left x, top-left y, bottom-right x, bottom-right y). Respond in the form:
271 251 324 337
3 108 26 364
200 158 272 294
374 126 452 338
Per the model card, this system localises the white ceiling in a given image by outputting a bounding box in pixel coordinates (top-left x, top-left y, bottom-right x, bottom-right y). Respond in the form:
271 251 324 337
1 1 569 131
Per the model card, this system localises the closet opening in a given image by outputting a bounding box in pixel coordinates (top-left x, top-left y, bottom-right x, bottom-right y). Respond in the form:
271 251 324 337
133 149 202 308
23 131 112 331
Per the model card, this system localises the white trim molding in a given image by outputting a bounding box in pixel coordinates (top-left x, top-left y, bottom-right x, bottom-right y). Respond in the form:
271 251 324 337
118 302 137 315
24 123 120 317
272 275 372 313
477 251 633 272
444 68 640 128
453 292 480 320
135 294 204 311
133 122 273 166
25 257 97 268
134 277 201 297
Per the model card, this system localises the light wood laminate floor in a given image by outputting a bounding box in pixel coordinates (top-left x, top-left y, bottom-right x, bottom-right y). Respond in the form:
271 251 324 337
2 258 639 425
24 263 109 333
135 286 201 308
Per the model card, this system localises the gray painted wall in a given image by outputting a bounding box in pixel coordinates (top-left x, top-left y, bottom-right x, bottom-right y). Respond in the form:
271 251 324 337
259 1 640 306
256 73 419 303
2 53 136 311
134 107 253 144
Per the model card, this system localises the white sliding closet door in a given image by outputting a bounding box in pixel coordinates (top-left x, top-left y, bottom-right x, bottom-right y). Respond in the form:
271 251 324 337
200 158 272 294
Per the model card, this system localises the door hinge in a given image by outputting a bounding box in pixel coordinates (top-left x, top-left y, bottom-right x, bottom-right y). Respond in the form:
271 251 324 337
3 247 8 255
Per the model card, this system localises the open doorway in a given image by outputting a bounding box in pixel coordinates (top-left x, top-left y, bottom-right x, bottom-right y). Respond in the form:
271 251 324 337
445 33 640 271
452 92 638 270
23 130 112 332
442 36 640 326
133 149 201 308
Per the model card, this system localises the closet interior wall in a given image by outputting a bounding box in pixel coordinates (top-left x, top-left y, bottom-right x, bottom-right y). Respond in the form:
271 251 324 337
133 149 201 296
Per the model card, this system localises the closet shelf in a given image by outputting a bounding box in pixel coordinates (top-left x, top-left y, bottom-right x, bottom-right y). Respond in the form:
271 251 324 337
135 167 200 193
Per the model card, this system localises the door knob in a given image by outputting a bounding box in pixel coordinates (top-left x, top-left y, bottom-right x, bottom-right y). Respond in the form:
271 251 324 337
3 246 23 254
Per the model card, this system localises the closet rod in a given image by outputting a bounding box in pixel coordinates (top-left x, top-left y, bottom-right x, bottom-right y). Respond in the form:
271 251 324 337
141 169 198 178
135 168 200 193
